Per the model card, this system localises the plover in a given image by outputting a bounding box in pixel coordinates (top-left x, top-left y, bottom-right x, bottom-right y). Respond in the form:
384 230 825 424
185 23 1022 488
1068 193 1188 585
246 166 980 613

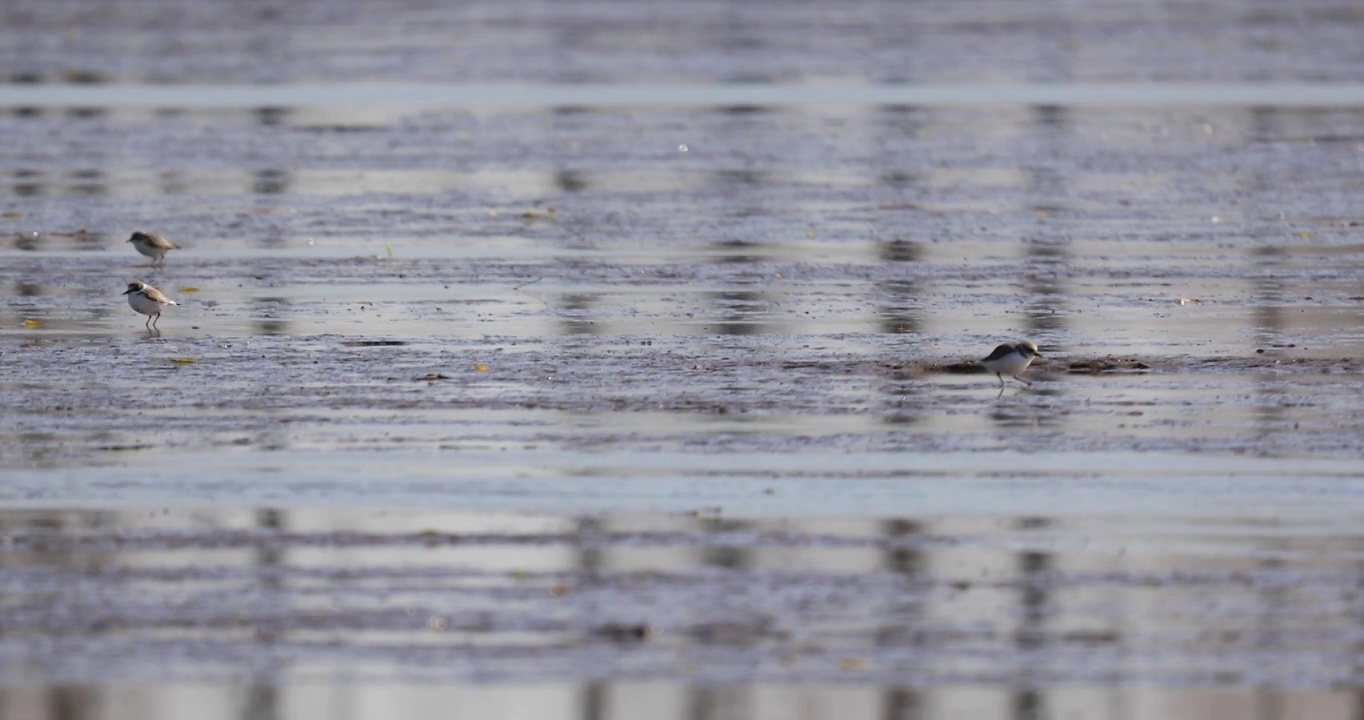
122 281 177 329
980 340 1042 386
127 231 177 266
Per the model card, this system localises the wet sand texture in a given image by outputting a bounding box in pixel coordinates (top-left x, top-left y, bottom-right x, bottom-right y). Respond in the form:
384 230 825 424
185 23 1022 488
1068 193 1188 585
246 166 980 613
4 0 1364 716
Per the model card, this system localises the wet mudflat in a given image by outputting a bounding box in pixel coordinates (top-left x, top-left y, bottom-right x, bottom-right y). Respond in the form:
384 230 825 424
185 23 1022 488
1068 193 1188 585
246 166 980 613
5 1 1364 719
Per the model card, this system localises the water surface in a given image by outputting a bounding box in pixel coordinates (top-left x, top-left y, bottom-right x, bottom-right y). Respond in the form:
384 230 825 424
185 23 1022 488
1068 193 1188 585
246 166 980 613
4 0 1364 717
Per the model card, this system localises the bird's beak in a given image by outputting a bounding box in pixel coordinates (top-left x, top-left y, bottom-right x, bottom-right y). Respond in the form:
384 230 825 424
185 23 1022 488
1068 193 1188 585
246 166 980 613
121 288 133 295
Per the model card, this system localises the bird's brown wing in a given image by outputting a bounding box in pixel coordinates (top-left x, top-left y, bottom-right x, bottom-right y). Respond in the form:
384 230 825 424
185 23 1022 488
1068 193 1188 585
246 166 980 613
141 286 173 304
137 232 176 249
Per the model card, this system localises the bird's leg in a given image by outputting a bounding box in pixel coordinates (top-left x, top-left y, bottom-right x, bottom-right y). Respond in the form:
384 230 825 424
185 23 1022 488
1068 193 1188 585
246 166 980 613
996 373 1005 387
1012 375 1033 386
151 313 160 329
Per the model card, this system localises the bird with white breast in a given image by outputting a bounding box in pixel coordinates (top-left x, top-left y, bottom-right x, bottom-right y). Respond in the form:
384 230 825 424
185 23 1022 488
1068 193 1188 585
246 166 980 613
126 231 177 266
980 340 1043 386
122 281 178 329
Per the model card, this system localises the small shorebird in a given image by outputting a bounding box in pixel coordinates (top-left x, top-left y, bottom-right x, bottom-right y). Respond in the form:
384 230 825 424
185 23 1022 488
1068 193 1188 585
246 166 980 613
981 340 1042 386
122 281 178 329
127 231 177 266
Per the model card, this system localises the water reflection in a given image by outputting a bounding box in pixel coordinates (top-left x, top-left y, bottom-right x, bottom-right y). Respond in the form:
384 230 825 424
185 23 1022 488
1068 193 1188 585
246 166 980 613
554 169 590 193
0 684 1358 720
68 169 105 196
1013 517 1051 720
1020 241 1069 333
252 168 291 196
712 168 768 190
988 386 1066 431
254 107 291 128
15 281 42 298
558 292 602 335
1021 105 1072 338
250 296 292 336
3 93 1364 714
11 169 42 197
878 516 924 697
876 240 924 336
249 508 287 719
707 239 767 265
870 105 927 421
716 104 771 116
3 507 1364 716
1 166 299 203
698 239 781 335
156 168 191 196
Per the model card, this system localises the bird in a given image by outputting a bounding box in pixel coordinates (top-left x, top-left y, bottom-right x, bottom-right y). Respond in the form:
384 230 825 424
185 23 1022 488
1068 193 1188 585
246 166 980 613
126 231 177 266
980 340 1042 386
122 281 178 329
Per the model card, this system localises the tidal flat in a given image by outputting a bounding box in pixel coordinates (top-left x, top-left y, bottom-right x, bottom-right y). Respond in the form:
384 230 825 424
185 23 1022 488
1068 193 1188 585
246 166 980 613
4 1 1364 718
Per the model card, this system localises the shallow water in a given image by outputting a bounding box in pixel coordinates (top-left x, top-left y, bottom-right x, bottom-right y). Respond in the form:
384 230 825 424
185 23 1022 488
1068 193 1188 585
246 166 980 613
5 0 1364 718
